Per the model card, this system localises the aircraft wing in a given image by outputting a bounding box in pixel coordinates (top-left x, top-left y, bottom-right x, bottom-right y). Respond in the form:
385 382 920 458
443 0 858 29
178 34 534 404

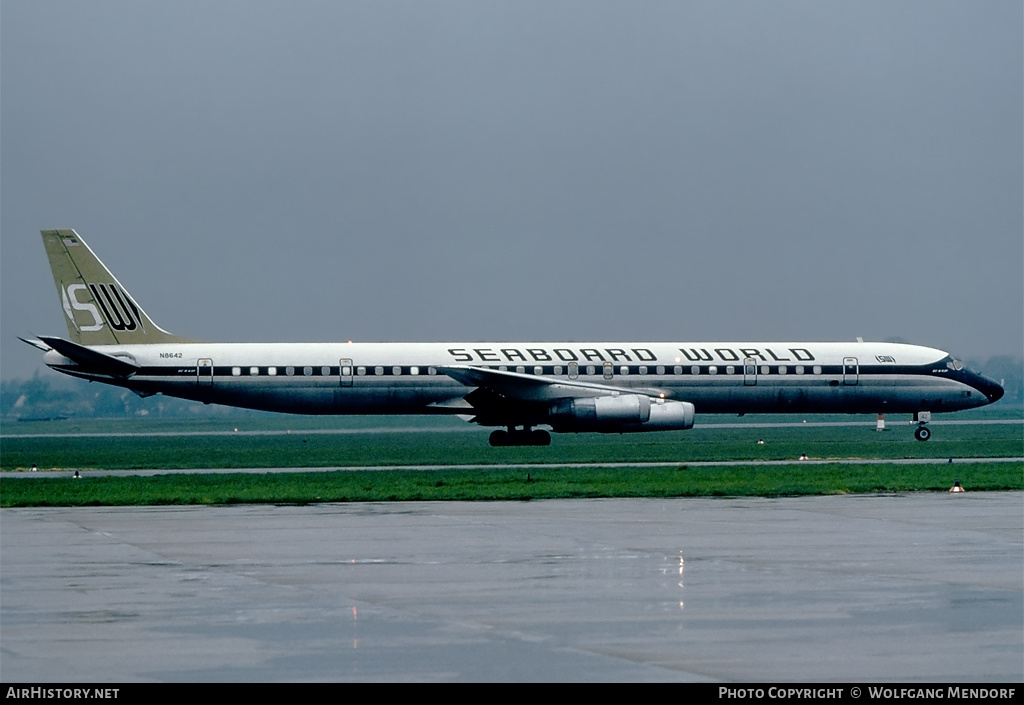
437 364 667 402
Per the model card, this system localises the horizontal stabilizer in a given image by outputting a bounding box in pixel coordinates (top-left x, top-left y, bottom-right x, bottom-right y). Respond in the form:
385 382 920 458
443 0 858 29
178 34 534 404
37 336 140 377
18 336 52 352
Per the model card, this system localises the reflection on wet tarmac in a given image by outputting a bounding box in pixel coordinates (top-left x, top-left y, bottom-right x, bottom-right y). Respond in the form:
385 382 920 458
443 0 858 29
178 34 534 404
1 494 1021 682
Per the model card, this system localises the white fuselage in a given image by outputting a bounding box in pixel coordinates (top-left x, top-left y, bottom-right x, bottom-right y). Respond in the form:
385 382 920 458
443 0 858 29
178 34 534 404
45 340 999 420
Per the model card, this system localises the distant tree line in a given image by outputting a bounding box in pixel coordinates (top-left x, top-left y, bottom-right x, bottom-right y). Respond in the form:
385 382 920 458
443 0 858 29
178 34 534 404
2 356 1021 421
1 373 251 421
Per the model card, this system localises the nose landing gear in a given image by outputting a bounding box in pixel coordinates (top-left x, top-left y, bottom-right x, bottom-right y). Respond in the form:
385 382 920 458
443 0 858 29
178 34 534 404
913 411 932 441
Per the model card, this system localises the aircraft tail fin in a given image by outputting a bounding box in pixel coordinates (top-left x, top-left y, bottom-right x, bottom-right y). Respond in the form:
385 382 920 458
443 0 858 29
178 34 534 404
41 229 192 345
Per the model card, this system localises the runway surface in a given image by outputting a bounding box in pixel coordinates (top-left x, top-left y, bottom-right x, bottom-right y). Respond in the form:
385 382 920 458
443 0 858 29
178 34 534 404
2 493 1021 682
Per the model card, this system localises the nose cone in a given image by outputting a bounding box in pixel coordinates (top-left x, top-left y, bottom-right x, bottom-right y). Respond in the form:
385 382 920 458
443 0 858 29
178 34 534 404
975 373 1004 404
986 379 1005 403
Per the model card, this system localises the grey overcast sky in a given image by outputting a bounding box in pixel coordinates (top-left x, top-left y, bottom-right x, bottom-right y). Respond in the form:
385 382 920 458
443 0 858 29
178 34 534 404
2 1 1021 380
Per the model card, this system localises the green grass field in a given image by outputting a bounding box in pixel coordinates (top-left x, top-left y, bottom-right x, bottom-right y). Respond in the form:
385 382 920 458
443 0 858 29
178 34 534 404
3 416 1021 469
2 413 1020 506
1 462 1020 507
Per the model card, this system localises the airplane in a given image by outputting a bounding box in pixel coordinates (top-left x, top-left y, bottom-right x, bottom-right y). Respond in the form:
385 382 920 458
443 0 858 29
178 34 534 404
22 229 1004 446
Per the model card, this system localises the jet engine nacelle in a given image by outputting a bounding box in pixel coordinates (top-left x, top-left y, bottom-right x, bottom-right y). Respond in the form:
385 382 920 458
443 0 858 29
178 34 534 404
548 394 695 433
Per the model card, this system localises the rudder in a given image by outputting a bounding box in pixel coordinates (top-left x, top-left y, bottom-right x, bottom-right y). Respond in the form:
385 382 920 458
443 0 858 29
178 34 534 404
41 229 191 345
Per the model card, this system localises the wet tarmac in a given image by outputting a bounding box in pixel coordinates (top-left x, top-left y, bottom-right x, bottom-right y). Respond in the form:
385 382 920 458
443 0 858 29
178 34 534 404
1 493 1021 682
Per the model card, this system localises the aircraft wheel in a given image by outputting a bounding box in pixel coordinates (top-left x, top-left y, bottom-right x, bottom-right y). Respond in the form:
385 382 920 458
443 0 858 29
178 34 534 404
530 429 551 446
489 430 510 447
914 426 931 442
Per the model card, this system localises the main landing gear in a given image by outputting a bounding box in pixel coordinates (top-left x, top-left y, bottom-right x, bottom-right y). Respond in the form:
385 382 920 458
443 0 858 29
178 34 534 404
489 427 551 447
913 411 932 441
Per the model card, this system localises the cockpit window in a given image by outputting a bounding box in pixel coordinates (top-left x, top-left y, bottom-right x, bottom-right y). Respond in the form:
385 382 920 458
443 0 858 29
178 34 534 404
946 358 964 371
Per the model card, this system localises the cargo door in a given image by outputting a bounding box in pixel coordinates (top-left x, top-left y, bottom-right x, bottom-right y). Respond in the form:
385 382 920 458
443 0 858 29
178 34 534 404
843 357 859 386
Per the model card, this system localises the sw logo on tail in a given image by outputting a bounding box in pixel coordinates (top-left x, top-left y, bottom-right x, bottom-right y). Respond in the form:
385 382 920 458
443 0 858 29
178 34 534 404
61 282 143 333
